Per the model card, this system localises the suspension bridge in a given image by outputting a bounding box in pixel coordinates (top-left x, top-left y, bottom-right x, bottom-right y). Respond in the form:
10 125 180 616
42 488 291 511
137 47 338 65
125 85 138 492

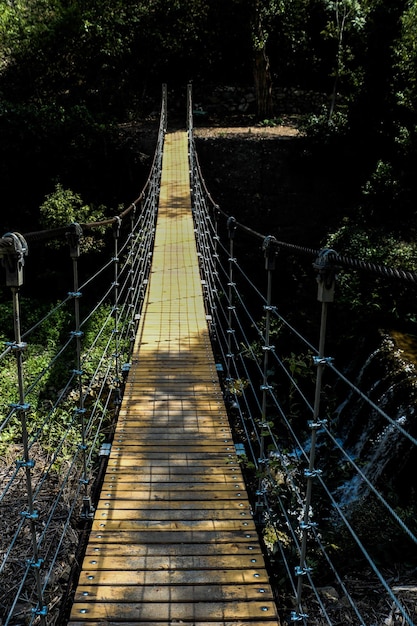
1 85 417 625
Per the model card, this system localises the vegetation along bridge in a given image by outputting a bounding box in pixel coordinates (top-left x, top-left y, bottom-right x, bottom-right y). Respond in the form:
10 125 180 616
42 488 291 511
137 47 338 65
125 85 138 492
1 86 417 625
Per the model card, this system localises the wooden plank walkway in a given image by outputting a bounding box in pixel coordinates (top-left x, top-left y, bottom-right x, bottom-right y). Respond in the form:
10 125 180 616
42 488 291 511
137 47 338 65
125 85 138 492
68 131 280 625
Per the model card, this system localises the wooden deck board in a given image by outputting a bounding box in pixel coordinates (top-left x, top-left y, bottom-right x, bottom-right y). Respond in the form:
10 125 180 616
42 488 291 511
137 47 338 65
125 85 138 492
68 131 279 625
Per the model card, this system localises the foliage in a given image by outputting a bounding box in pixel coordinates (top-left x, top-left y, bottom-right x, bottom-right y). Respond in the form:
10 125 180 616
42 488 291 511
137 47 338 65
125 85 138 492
300 105 349 141
325 218 417 328
394 1 417 114
39 183 107 251
0 299 121 464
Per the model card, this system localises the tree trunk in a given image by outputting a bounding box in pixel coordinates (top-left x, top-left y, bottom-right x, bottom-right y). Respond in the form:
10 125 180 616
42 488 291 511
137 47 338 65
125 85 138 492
253 45 274 119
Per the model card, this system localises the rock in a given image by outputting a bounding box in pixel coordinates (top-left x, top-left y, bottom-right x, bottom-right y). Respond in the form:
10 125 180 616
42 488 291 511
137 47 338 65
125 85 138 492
317 586 340 602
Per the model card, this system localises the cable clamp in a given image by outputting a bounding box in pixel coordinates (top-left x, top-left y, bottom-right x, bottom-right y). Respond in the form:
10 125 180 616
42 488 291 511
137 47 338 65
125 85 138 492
21 510 38 520
72 369 84 376
16 458 35 470
76 408 87 415
295 565 313 577
10 402 30 411
256 489 267 496
300 521 318 531
308 418 328 430
290 611 309 622
226 329 235 334
70 330 84 338
227 281 236 288
5 341 28 351
260 384 272 391
99 443 112 457
78 444 87 452
313 356 333 366
262 345 275 351
304 468 322 478
31 605 48 618
28 558 44 569
257 458 270 466
68 291 82 298
227 305 236 311
80 495 95 519
228 257 237 263
226 353 234 359
263 305 277 312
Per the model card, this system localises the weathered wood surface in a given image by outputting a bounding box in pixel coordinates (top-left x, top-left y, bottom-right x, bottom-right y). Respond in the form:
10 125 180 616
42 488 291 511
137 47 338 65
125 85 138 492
68 132 280 625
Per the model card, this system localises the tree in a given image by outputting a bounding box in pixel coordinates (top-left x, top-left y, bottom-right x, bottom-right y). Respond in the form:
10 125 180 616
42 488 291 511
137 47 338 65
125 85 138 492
250 0 276 118
321 0 369 119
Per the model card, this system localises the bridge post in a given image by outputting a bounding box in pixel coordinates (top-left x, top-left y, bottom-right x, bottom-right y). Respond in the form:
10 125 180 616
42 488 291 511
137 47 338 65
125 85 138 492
294 248 337 620
67 223 94 520
128 204 137 357
255 235 278 522
226 217 237 384
112 217 122 408
1 233 48 623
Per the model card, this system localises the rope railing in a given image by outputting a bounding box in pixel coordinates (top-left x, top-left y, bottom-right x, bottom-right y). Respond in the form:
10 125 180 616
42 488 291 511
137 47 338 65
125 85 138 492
0 85 167 625
188 83 417 625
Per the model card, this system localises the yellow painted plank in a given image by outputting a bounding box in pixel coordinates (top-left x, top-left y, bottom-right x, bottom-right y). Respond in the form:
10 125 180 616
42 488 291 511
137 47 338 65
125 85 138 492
94 500 249 511
97 483 245 493
75 569 268 588
69 601 278 621
84 542 262 558
74 584 274 602
78 554 264 572
90 520 256 533
86 530 261 545
69 622 277 626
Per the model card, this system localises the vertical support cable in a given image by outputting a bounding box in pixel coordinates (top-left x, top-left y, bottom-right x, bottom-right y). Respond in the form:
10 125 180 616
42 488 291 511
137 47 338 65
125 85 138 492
294 249 336 621
256 236 277 521
226 217 237 382
67 223 93 520
3 233 47 622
